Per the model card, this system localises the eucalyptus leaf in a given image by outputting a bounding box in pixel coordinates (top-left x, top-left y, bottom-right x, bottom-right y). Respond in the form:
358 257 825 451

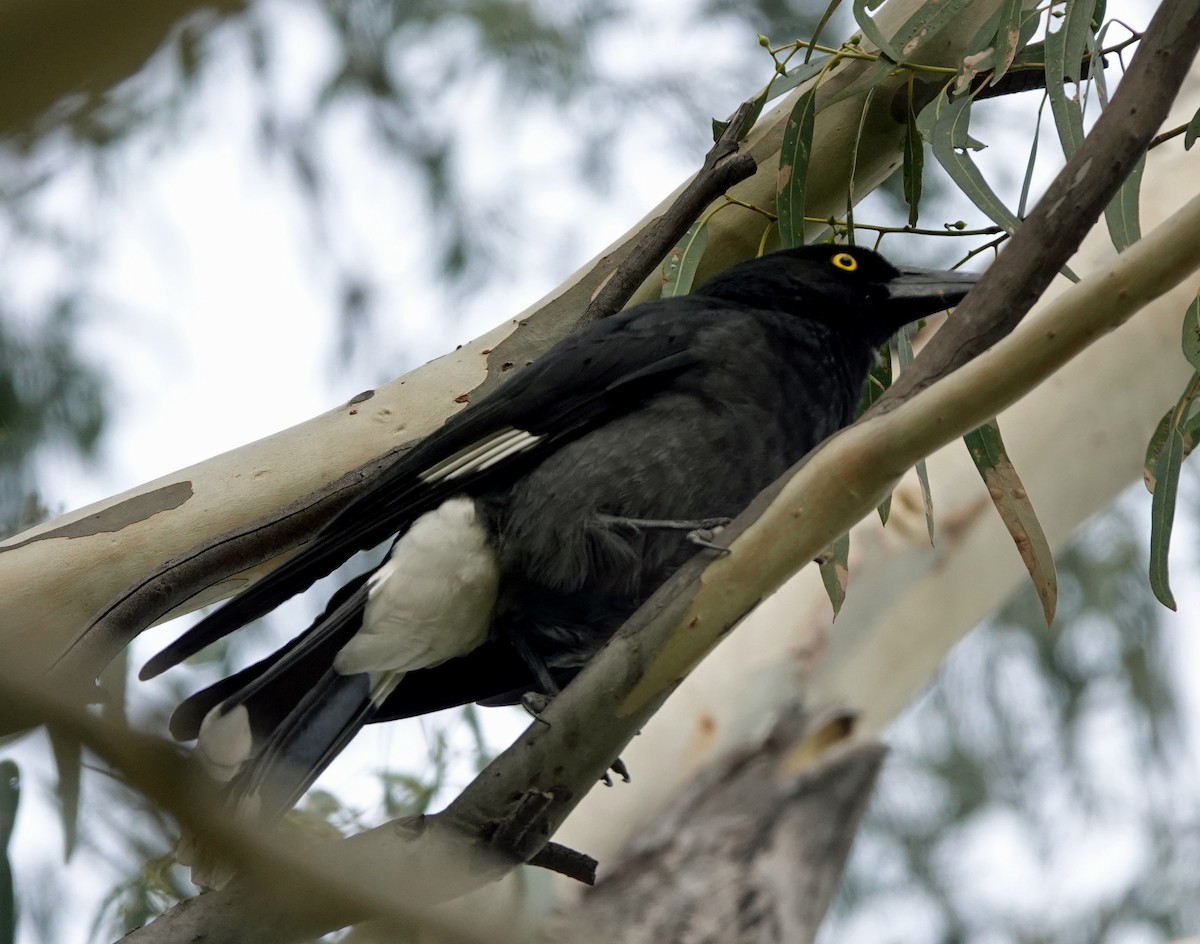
818 531 851 617
1043 0 1098 157
0 761 18 944
1181 294 1200 371
1103 154 1143 251
661 219 710 298
777 86 818 248
964 419 1058 625
1089 28 1142 251
1149 428 1183 610
888 0 976 63
896 327 935 542
990 0 1031 85
1145 369 1200 609
1144 408 1173 493
902 81 923 227
858 344 894 524
852 0 898 61
806 1 845 63
918 89 1020 236
1186 106 1200 150
1018 93 1049 217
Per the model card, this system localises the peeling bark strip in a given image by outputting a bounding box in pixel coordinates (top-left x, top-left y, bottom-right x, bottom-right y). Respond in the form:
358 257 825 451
545 708 886 944
0 482 194 554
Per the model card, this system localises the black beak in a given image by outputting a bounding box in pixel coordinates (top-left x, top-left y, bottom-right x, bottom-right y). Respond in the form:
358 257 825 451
886 265 980 321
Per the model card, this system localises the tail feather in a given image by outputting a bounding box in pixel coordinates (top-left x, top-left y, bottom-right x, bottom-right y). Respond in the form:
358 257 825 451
184 666 399 888
219 668 401 822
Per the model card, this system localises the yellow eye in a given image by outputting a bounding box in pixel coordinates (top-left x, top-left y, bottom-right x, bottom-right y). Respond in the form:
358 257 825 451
831 251 858 272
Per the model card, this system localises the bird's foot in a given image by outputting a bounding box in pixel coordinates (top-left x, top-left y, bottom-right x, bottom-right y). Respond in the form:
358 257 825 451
521 692 630 786
521 691 553 725
602 757 632 787
598 514 732 555
686 527 730 555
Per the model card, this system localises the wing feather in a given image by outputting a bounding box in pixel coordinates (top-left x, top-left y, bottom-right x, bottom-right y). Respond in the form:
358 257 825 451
144 301 710 680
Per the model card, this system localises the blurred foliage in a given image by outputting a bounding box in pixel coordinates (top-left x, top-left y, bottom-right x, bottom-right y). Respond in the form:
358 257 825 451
89 701 499 940
823 498 1200 944
0 299 105 535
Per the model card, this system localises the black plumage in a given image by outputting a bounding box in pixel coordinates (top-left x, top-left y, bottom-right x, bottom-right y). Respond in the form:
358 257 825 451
148 245 977 820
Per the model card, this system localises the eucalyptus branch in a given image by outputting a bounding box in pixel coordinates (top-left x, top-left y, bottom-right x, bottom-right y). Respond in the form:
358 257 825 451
1150 122 1191 149
876 1 1200 409
574 102 757 328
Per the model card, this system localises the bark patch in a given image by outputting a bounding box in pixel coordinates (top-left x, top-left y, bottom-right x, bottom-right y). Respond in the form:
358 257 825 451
2 481 194 552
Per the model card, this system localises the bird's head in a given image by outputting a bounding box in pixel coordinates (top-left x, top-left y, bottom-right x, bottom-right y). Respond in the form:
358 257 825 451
697 244 979 348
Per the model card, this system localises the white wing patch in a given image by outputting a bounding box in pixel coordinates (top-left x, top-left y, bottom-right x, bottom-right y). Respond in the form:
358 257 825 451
196 703 254 782
333 497 500 682
418 427 543 483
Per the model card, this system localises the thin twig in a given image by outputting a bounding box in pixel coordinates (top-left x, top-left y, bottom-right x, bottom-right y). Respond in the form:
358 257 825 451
1150 122 1190 149
574 102 758 329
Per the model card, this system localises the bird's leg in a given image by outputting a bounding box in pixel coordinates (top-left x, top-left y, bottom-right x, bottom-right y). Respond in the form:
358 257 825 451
510 640 630 786
596 514 732 555
520 690 553 719
509 635 561 706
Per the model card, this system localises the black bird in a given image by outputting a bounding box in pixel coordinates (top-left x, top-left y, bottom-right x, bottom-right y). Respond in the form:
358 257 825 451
146 245 977 820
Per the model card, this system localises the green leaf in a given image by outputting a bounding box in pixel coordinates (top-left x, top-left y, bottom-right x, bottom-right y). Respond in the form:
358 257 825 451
818 531 851 617
763 59 828 107
955 0 1032 93
915 458 934 543
661 218 709 298
843 86 878 243
1088 29 1142 252
1144 408 1173 493
902 81 923 227
876 492 892 526
1181 293 1200 371
1185 106 1200 150
1018 93 1049 217
858 344 894 524
1044 0 1097 158
1103 153 1143 251
1145 369 1200 608
990 0 1031 85
730 59 826 145
49 731 81 860
918 89 1020 237
0 761 18 944
1144 371 1200 493
1149 426 1183 610
777 86 818 248
806 1 845 63
895 327 934 542
964 419 1058 625
888 0 976 62
852 0 898 61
